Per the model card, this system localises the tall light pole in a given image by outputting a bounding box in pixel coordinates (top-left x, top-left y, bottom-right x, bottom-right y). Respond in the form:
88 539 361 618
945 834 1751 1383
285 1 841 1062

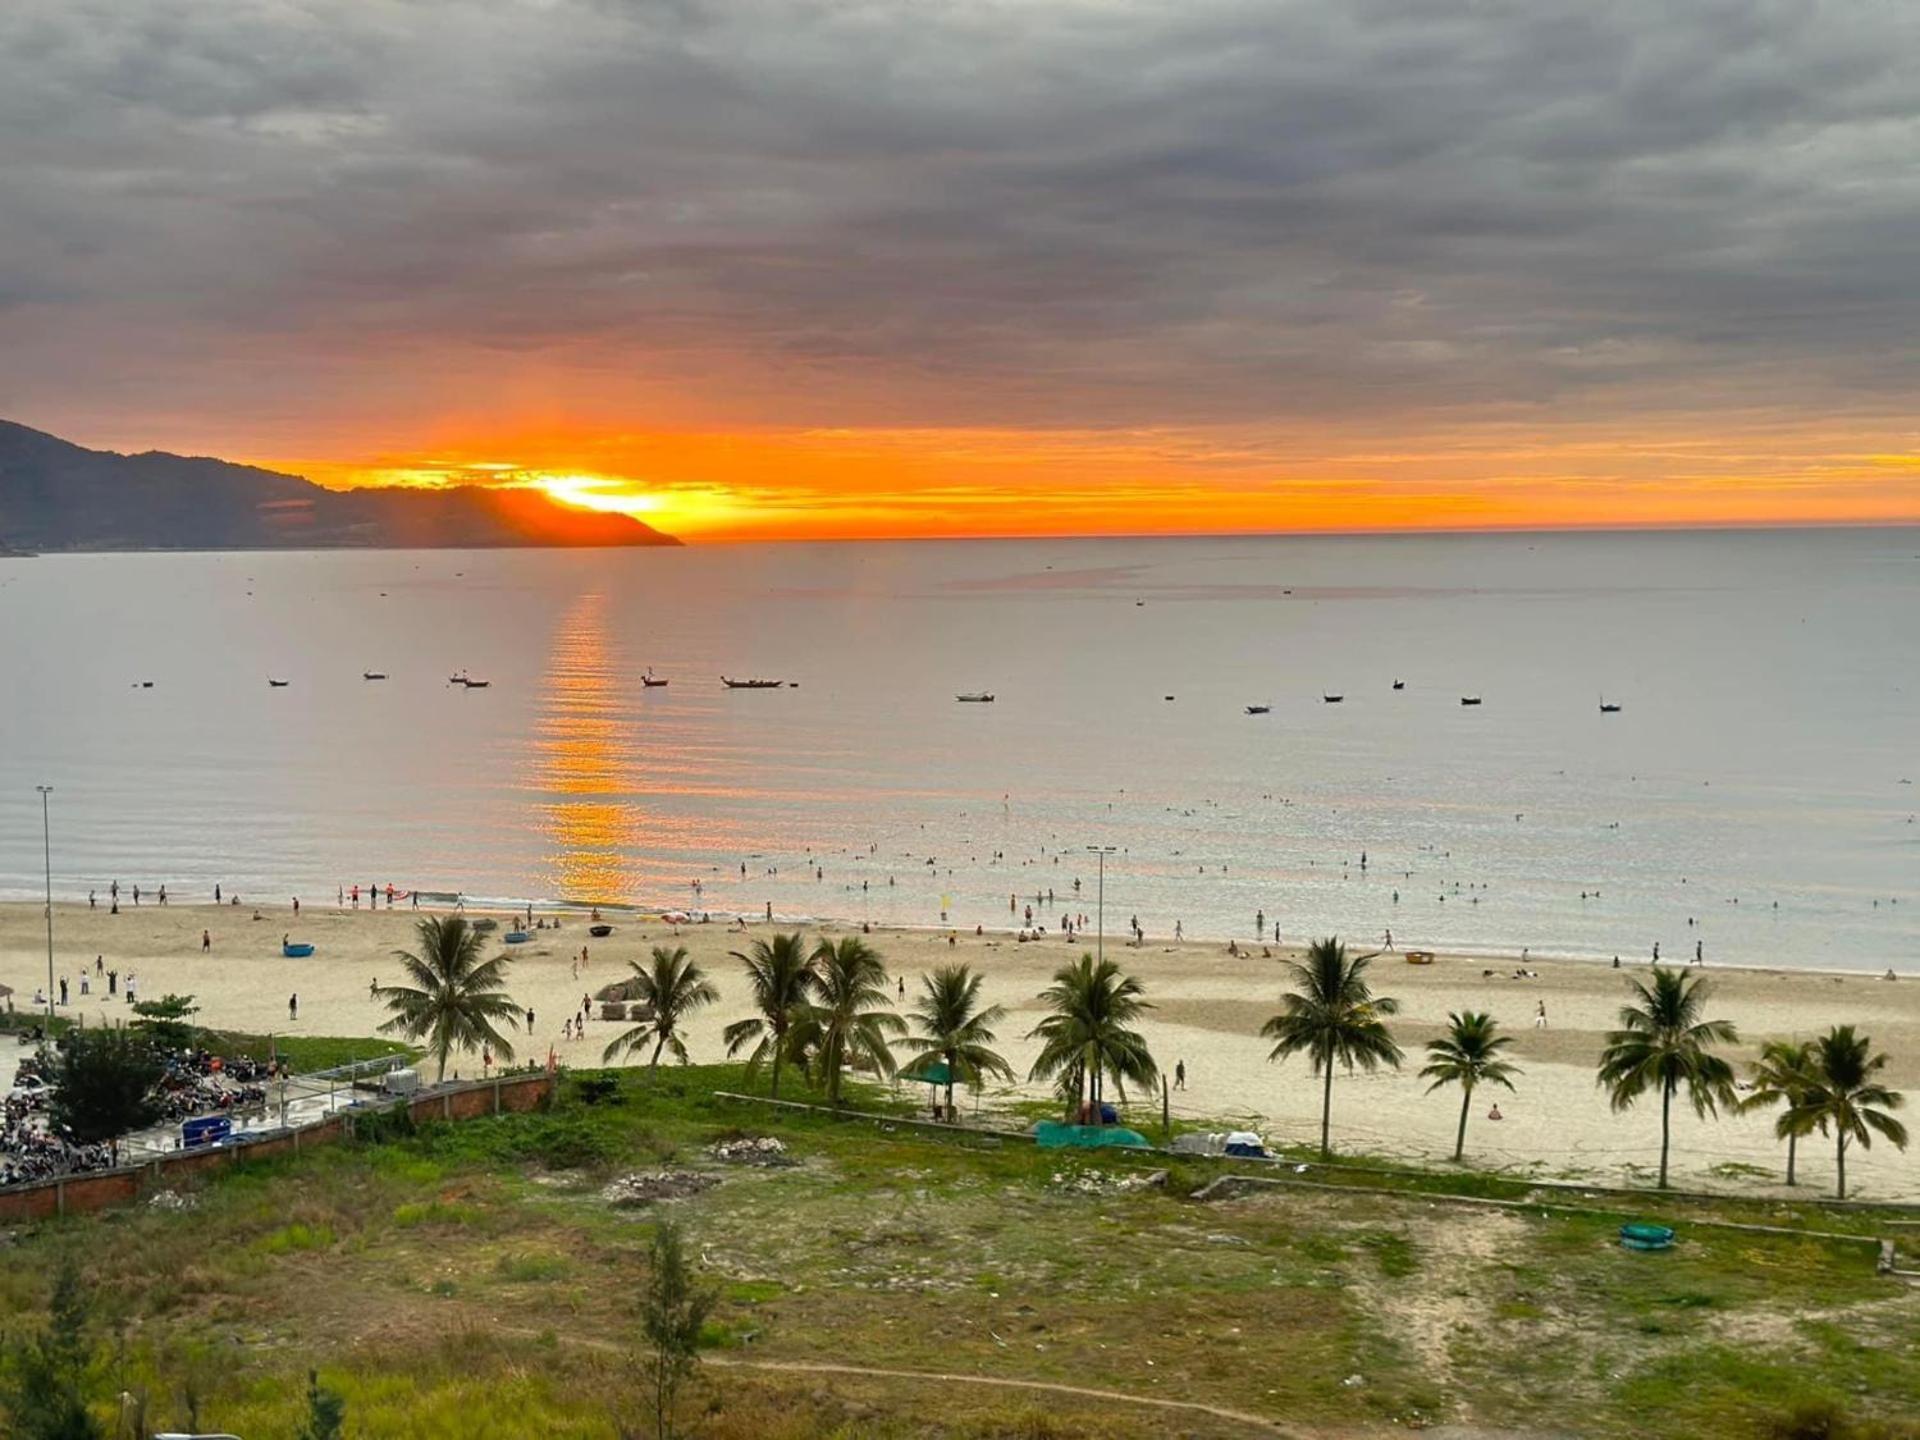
1086 846 1117 962
36 785 54 1020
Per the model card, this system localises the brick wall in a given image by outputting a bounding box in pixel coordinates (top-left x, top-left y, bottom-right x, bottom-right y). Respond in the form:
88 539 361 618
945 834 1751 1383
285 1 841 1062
0 1072 553 1223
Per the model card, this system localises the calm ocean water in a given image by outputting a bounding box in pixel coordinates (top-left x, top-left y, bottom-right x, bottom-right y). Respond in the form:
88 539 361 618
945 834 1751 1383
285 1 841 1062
0 529 1915 972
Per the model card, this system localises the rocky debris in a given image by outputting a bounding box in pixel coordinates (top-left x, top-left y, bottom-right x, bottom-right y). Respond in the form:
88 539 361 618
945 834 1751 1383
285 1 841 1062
709 1136 794 1167
146 1189 198 1212
600 1171 717 1206
1047 1168 1161 1196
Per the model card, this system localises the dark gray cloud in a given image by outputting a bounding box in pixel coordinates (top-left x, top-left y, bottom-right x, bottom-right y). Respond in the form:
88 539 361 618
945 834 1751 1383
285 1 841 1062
2 0 1916 440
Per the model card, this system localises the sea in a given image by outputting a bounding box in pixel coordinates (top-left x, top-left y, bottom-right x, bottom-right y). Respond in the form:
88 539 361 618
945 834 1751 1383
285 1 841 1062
0 528 1915 972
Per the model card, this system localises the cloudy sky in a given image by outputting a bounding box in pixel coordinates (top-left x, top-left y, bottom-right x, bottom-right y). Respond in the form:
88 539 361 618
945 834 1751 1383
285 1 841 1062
2 0 1916 538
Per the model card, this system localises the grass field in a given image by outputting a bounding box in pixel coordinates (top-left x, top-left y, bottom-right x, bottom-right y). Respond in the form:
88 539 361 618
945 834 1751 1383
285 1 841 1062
2 1063 1917 1438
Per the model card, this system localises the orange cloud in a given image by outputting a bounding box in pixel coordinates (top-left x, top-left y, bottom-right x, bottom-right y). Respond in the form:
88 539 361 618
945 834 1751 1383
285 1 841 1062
268 416 1920 543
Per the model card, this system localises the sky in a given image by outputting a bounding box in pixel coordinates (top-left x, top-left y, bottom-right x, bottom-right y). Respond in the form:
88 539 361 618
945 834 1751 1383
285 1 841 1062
2 0 1917 541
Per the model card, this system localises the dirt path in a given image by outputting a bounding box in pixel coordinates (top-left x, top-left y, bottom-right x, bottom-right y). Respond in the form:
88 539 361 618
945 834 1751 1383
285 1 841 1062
493 1324 1295 1434
703 1355 1297 1434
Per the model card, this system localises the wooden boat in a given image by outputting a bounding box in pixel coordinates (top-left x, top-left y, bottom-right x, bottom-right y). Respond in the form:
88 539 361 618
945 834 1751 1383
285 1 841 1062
1392 679 1405 690
641 669 669 688
721 677 785 689
1323 694 1344 704
461 678 491 689
363 671 387 681
503 930 531 944
282 942 315 958
448 671 468 684
1599 696 1622 713
1405 950 1435 966
1460 695 1482 706
589 923 613 938
268 679 290 688
956 692 995 703
1245 705 1271 715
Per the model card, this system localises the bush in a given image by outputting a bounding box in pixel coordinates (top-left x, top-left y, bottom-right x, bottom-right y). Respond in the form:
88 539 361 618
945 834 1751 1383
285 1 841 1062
48 1027 167 1143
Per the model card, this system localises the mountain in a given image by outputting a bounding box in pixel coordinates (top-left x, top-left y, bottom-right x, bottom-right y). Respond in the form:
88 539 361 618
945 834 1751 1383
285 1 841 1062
0 420 679 551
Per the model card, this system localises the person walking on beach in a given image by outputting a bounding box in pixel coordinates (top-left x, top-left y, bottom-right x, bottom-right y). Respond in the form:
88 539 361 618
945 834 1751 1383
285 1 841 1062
88 890 96 910
1695 940 1703 965
351 884 359 909
288 993 298 1021
108 969 117 996
526 1007 535 1035
215 884 221 903
293 896 300 916
1175 1059 1187 1091
1652 941 1660 963
110 881 118 904
95 955 103 976
1174 920 1183 941
202 929 211 953
1534 1000 1547 1029
58 977 67 1006
1384 928 1394 950
158 885 167 905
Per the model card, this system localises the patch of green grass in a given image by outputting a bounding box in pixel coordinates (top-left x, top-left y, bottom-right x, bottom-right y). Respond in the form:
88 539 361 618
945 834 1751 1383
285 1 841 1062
393 1199 481 1228
258 1221 334 1254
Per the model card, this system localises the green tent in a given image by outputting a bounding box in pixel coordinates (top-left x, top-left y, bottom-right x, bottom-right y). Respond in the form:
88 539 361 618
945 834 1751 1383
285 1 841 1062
1033 1121 1150 1150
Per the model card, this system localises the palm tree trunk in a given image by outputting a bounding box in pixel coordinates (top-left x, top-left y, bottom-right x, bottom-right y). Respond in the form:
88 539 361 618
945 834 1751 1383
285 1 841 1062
770 1032 783 1100
1836 1133 1847 1201
1658 1079 1673 1189
1785 1130 1796 1187
1454 1086 1471 1163
650 1032 667 1071
1319 1063 1335 1160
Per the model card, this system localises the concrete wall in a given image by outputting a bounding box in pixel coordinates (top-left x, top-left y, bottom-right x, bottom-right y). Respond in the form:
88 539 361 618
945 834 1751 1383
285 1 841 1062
0 1072 553 1224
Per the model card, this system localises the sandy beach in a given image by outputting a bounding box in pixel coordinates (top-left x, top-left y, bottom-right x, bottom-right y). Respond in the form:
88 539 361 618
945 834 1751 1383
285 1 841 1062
4 899 1917 1199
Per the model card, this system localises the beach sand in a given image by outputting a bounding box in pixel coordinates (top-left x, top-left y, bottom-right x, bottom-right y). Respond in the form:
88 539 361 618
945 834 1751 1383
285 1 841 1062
4 900 1917 1199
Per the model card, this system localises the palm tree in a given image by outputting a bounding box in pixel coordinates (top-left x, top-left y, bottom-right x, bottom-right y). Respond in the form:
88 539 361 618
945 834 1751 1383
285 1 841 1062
1595 968 1738 1189
902 964 1014 1116
1780 1025 1908 1200
1739 1039 1818 1187
603 946 720 1070
721 931 817 1098
789 937 904 1104
1026 954 1158 1122
376 915 521 1083
1262 937 1402 1160
1420 1011 1520 1162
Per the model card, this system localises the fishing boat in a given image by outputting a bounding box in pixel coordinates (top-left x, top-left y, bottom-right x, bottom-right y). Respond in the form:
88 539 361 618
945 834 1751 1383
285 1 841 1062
281 941 315 959
363 671 387 681
448 670 468 685
1599 696 1623 713
268 678 290 688
721 677 785 689
1245 704 1271 715
1460 695 1482 706
641 669 669 688
461 677 491 689
956 692 995 703
503 930 530 945
1323 694 1344 704
1392 679 1405 690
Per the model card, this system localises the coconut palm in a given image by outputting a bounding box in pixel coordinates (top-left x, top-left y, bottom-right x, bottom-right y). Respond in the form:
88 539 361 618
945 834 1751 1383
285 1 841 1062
376 915 521 1083
1595 968 1738 1189
788 936 904 1104
902 964 1014 1117
1420 1011 1521 1162
1026 954 1158 1122
721 932 817 1098
1780 1025 1908 1200
1739 1039 1818 1187
1262 937 1402 1160
602 946 719 1070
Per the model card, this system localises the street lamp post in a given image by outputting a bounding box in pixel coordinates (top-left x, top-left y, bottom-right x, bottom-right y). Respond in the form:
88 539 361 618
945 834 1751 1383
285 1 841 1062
36 786 53 1020
1086 846 1117 962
